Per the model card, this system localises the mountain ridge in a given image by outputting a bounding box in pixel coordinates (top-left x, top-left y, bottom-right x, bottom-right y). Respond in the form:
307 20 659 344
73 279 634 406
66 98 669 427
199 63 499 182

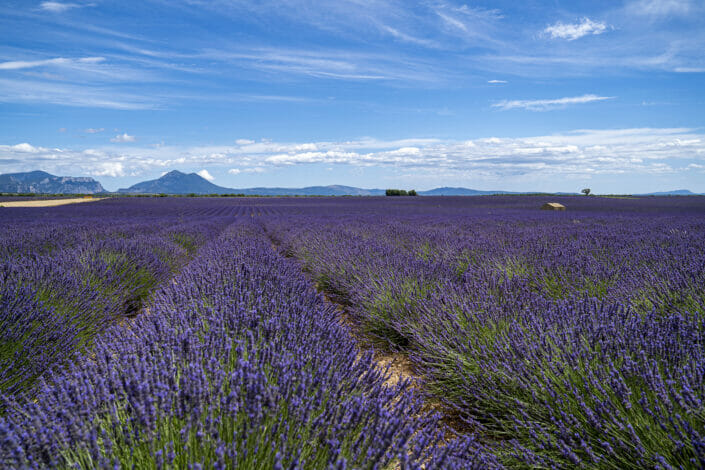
2 170 702 196
116 172 514 196
117 170 232 194
0 170 105 194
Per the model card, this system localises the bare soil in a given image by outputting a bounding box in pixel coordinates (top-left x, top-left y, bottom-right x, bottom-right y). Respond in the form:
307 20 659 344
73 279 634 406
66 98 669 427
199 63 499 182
0 197 108 208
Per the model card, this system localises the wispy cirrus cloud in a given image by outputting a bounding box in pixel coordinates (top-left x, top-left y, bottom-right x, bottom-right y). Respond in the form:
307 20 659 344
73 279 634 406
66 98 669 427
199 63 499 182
178 0 502 51
196 47 440 82
379 25 439 48
493 94 614 111
627 0 694 17
0 56 104 70
39 2 84 13
0 78 159 110
543 18 608 41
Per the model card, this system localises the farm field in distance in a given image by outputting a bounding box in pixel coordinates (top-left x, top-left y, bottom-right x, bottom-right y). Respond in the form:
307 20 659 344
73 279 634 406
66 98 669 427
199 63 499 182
1 195 704 469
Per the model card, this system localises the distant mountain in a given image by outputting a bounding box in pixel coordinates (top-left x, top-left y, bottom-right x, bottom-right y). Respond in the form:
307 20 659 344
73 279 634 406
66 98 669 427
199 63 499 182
418 187 515 196
235 185 386 196
118 170 231 194
117 172 386 195
18 169 699 197
0 171 105 194
116 173 523 196
640 189 702 196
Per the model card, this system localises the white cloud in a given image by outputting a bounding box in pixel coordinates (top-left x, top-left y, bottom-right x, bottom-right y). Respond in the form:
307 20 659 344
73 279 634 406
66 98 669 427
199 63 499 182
85 128 104 133
236 139 255 145
493 94 613 111
544 18 608 41
11 143 41 153
488 79 507 84
628 0 693 16
197 169 215 181
0 57 104 70
387 147 422 156
110 133 136 143
91 162 125 177
229 167 265 175
381 26 439 48
39 2 82 13
2 128 704 187
293 143 318 151
674 67 705 73
0 78 159 110
198 47 440 83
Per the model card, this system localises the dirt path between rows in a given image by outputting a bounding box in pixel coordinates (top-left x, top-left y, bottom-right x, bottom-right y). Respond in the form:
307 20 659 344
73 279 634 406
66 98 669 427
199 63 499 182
320 290 422 389
0 197 108 208
264 232 471 441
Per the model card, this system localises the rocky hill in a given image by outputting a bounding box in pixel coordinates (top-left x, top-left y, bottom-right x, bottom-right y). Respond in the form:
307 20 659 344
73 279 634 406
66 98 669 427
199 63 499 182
0 171 105 194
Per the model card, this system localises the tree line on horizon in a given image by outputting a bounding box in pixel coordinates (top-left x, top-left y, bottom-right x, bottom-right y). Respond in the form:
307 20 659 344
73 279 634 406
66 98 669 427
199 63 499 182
385 189 417 196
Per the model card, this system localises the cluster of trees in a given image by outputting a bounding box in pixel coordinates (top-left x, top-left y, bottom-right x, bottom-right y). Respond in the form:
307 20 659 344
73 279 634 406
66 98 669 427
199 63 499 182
385 189 418 196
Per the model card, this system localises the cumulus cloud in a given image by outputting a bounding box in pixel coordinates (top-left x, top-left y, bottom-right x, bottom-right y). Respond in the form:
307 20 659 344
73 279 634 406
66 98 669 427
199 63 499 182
235 139 255 145
544 18 608 41
85 128 104 133
493 94 613 111
197 169 215 181
488 79 507 84
2 128 704 185
110 133 136 143
293 143 318 151
10 143 41 153
91 162 125 177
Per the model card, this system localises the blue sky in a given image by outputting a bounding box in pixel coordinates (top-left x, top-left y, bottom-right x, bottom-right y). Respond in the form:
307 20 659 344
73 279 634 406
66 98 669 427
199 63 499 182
1 0 704 193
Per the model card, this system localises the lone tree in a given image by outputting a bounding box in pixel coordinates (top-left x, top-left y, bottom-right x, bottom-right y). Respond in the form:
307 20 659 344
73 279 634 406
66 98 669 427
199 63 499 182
581 188 591 196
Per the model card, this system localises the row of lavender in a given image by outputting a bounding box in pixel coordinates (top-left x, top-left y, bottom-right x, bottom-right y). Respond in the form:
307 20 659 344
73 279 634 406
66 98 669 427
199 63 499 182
1 219 495 468
266 196 705 468
0 199 235 396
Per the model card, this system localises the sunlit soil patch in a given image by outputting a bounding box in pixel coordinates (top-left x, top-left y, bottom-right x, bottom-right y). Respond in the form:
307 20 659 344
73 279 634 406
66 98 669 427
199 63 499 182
0 197 108 207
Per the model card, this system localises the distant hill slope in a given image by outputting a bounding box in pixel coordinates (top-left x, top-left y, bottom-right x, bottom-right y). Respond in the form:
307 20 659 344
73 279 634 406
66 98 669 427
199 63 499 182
0 171 105 194
418 187 515 196
118 170 232 194
235 185 386 196
117 174 524 196
10 169 702 196
639 189 702 196
118 172 387 195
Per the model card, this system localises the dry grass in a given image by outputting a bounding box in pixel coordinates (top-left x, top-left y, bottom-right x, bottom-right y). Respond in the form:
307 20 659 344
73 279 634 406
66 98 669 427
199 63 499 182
0 197 107 208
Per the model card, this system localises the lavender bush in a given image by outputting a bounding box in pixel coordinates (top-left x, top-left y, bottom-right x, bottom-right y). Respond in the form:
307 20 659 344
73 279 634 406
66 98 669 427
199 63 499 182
2 195 704 468
268 195 705 468
1 202 495 469
1 199 231 395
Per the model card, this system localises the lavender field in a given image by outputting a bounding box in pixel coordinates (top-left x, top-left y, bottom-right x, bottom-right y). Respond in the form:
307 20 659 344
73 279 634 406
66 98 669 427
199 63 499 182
1 196 704 469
